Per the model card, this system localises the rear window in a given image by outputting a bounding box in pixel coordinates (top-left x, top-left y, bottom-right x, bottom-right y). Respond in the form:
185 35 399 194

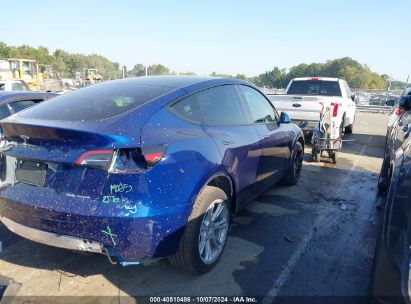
287 80 342 96
19 82 171 121
9 99 42 113
0 104 11 119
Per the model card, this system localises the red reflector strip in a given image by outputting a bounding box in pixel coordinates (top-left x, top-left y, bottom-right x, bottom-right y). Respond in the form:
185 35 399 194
311 77 318 81
332 103 339 117
144 152 164 164
75 149 113 165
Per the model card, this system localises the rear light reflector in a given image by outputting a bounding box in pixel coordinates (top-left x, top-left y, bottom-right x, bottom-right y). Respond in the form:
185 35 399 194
142 144 168 167
311 77 319 81
332 103 339 117
75 149 113 170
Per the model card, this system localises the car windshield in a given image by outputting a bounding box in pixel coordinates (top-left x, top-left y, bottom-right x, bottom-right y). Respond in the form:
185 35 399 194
288 80 342 96
19 82 171 121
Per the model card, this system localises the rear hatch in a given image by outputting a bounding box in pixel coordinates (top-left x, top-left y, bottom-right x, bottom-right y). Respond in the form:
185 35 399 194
0 81 175 217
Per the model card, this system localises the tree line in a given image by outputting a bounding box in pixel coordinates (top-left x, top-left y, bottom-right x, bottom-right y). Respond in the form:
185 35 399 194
0 42 406 89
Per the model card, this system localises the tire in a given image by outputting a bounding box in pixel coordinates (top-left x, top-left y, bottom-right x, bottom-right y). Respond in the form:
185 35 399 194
331 152 337 164
312 147 319 162
345 123 354 134
340 114 346 135
169 185 230 274
377 158 390 194
283 142 303 185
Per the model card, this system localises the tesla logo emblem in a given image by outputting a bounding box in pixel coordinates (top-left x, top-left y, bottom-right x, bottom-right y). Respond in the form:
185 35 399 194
19 135 29 145
292 103 301 108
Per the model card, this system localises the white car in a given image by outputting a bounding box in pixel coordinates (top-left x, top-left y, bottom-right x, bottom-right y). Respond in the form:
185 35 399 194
268 77 356 133
0 80 30 92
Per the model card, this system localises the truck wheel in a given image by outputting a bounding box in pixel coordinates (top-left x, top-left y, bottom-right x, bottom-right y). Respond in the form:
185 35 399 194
331 152 337 164
283 142 303 185
169 185 230 274
340 114 346 135
345 124 354 134
312 147 319 162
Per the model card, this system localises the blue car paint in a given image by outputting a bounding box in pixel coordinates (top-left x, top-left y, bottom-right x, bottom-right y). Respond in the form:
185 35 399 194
373 93 411 301
0 77 303 263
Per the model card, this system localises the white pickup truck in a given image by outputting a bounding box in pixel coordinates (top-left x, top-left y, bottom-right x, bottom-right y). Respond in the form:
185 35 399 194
268 77 356 133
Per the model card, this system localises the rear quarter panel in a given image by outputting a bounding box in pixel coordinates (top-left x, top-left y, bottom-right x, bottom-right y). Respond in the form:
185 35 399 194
141 107 223 210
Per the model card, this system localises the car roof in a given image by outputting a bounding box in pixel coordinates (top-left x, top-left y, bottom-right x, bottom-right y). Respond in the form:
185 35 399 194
105 76 215 88
90 75 249 96
293 77 340 81
0 91 58 103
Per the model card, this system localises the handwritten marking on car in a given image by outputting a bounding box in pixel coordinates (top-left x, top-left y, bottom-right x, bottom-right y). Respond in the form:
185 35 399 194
101 226 117 246
110 183 133 194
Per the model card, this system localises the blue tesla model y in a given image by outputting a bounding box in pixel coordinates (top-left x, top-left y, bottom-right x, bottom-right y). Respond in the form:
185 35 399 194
0 76 304 273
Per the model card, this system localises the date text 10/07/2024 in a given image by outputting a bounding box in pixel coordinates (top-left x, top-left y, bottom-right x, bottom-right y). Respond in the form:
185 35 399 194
149 297 258 303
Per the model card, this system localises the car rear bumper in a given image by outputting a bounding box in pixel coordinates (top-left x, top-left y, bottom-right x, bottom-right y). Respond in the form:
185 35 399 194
0 196 192 263
0 215 104 253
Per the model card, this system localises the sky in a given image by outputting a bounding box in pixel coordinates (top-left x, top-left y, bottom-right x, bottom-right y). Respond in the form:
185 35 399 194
1 0 410 80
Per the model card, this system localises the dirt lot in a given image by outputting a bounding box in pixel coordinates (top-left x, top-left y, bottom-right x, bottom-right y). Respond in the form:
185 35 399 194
0 112 387 303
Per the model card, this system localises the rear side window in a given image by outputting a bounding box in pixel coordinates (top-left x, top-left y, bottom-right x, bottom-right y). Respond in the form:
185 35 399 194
19 83 171 121
169 95 202 124
288 80 342 96
0 104 11 120
196 85 247 126
9 99 42 113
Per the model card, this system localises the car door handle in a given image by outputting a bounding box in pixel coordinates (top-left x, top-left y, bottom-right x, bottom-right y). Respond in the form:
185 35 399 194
222 140 234 145
263 135 271 138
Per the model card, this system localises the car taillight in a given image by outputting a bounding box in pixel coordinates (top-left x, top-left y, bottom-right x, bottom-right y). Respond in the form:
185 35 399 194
311 77 319 81
109 145 167 173
332 103 339 117
109 148 147 173
395 106 405 116
76 145 167 173
75 149 114 170
142 144 168 167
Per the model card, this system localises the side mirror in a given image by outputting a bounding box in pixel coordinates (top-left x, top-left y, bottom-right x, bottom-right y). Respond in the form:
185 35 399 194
351 94 356 102
386 99 395 107
280 112 291 124
399 95 411 111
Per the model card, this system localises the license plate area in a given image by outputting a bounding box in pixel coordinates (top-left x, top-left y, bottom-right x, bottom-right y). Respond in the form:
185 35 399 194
15 160 47 186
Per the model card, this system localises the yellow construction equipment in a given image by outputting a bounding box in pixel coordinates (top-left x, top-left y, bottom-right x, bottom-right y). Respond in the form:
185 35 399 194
0 58 40 90
84 68 103 86
0 58 62 92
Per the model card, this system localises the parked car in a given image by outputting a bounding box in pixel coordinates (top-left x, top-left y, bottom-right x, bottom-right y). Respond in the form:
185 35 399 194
268 77 356 133
0 80 30 92
385 87 411 143
0 76 304 274
378 88 411 194
0 91 57 120
372 92 411 301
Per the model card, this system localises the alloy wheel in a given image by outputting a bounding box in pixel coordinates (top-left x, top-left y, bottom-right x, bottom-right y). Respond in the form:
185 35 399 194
198 199 229 265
